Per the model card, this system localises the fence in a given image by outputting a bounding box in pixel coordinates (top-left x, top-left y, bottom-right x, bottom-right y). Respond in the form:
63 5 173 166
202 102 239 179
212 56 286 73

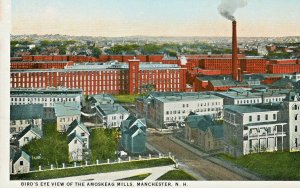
20 152 177 174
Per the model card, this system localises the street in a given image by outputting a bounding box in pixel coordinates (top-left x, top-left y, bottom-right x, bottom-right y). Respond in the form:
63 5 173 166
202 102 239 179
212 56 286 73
147 133 246 180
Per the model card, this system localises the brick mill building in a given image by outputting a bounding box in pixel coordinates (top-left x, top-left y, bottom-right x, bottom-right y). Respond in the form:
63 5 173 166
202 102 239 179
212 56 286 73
11 58 187 95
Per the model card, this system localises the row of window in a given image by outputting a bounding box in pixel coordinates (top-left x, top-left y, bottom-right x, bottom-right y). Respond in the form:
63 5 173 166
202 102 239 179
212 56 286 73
59 116 79 123
166 107 221 115
248 114 277 122
11 97 76 102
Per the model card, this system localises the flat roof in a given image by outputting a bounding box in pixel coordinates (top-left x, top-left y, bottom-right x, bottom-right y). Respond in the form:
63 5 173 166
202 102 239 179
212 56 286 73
224 105 280 114
54 102 81 117
11 62 182 73
10 104 43 120
155 94 223 103
96 103 128 116
10 88 82 96
216 91 286 99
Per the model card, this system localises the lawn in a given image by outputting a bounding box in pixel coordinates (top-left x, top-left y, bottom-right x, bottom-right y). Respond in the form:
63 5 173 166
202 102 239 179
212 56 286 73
218 152 300 180
22 121 69 168
114 94 141 103
157 169 196 181
10 158 175 180
118 173 151 180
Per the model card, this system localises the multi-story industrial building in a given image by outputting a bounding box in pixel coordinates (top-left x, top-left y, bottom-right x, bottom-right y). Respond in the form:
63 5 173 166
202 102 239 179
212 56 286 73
215 90 286 105
10 59 187 95
139 92 223 128
10 87 82 119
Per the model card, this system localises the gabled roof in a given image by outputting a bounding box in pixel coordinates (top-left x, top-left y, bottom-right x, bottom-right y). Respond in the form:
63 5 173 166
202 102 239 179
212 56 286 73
209 126 224 139
66 119 89 136
270 78 295 89
10 104 43 120
17 124 43 141
131 128 146 138
67 132 84 144
121 115 146 136
10 146 30 163
210 79 248 87
185 114 214 130
185 114 223 138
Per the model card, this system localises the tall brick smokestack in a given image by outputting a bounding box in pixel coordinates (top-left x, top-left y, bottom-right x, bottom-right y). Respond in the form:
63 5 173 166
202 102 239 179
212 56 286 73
232 20 239 81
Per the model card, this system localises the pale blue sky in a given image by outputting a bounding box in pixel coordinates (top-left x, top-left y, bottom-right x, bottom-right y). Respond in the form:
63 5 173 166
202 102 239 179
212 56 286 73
11 0 300 37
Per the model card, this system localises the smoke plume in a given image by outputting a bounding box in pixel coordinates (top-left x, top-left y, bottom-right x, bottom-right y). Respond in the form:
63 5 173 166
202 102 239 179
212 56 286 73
218 0 248 21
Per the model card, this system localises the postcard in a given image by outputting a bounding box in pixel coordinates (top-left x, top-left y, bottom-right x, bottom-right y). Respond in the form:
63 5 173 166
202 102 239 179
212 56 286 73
1 0 300 188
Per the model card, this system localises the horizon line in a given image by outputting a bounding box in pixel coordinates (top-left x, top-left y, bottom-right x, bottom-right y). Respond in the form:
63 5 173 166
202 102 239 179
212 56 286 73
10 34 300 39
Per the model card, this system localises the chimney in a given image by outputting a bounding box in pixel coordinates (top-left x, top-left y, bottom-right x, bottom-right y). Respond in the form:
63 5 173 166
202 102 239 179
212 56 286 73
232 21 239 81
238 68 243 82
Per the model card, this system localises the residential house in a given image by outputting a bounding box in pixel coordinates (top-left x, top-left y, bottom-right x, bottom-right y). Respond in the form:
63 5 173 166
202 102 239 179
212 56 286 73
10 146 30 174
224 105 287 157
96 103 130 128
185 113 224 152
120 115 147 154
282 92 300 151
17 125 43 147
66 119 90 149
67 132 84 162
54 102 81 132
10 104 43 133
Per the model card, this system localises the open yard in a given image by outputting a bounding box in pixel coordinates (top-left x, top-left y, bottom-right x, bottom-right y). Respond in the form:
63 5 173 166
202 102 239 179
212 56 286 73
218 151 300 180
118 173 151 180
157 170 197 181
22 121 69 169
113 94 141 103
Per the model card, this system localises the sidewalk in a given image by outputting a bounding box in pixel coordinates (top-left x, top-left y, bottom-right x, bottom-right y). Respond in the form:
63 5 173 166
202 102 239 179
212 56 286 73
52 165 175 181
168 136 262 180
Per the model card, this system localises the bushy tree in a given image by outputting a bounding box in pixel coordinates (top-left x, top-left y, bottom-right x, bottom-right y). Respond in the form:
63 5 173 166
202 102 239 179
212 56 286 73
90 128 119 162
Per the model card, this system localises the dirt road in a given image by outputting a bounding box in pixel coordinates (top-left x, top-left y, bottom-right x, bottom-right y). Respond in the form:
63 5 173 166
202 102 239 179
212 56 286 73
147 133 247 180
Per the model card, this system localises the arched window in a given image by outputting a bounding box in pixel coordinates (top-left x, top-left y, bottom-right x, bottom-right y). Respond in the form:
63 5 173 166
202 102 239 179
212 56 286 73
292 104 298 110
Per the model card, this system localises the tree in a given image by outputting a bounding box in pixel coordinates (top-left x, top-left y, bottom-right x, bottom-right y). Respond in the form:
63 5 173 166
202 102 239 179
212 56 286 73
58 45 67 55
30 46 42 55
142 84 155 95
90 128 118 162
91 47 101 58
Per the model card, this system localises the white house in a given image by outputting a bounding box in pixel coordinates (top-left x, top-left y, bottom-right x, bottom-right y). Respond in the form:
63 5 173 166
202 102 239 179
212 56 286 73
10 104 43 133
10 146 30 174
96 103 130 128
66 119 90 149
17 125 43 147
282 92 300 152
224 104 287 157
68 132 84 162
54 102 81 132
